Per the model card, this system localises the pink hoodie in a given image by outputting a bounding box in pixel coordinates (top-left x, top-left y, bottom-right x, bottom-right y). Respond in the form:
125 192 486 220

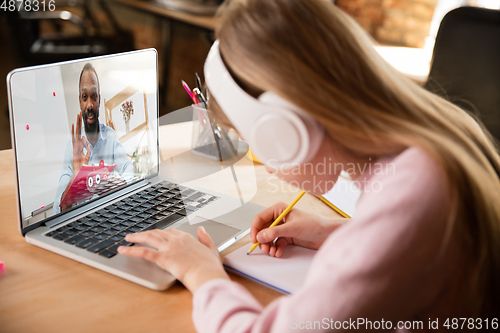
193 147 470 332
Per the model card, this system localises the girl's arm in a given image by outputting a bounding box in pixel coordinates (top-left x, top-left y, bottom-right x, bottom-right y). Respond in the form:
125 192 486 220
193 148 461 333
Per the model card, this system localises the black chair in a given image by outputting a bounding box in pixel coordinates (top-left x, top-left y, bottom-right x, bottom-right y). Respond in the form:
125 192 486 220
2 0 134 66
425 7 500 141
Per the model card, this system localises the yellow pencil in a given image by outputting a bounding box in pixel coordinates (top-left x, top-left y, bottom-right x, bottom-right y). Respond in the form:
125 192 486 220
247 190 307 255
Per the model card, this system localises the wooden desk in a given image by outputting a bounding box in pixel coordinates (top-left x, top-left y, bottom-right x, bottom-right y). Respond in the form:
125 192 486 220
0 122 341 333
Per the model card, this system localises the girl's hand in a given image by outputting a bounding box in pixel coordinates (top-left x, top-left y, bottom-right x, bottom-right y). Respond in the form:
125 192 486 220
250 202 342 257
118 227 229 293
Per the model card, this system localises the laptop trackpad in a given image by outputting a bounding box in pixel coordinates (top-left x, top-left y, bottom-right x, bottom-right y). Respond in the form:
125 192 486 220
174 217 240 246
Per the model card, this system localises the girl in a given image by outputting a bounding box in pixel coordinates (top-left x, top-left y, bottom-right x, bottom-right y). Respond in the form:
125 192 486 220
119 0 500 330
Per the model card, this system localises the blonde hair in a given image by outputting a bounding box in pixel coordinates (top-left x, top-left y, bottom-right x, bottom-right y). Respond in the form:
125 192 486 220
210 0 500 315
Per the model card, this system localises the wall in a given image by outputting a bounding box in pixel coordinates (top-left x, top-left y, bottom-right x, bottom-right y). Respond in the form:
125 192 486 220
377 0 438 47
337 0 439 48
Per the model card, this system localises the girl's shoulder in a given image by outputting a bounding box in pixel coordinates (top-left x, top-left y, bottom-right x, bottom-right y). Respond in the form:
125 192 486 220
357 146 449 202
351 146 451 234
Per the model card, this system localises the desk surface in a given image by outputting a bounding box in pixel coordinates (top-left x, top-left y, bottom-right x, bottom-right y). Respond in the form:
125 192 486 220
0 122 341 333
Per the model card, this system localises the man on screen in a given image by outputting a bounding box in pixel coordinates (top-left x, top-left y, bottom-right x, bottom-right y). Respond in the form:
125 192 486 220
53 63 133 214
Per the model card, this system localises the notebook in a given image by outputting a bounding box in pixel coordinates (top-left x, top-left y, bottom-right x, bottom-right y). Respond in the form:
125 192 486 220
223 244 316 294
317 171 362 218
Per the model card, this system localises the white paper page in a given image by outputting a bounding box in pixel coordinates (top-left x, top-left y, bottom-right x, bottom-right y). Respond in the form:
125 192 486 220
223 244 316 294
321 174 362 217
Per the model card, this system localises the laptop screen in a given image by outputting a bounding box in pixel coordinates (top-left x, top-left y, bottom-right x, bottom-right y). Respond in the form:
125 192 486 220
8 50 159 227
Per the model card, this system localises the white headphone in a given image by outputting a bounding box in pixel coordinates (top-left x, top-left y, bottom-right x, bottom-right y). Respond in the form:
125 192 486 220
204 40 324 169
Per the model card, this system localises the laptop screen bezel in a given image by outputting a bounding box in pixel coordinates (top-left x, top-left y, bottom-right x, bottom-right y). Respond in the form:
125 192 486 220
6 49 160 236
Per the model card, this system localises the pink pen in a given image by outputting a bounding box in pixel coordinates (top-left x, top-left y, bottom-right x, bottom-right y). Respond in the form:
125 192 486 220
193 93 200 106
181 80 195 102
184 79 206 126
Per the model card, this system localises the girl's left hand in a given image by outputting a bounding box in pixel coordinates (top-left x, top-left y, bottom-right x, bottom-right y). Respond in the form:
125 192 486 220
118 227 229 293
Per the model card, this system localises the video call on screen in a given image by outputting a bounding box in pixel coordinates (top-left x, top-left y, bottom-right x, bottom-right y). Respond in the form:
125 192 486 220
9 50 158 224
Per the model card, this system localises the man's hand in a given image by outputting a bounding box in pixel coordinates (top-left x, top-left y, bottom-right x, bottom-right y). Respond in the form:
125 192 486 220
60 112 91 211
72 111 91 175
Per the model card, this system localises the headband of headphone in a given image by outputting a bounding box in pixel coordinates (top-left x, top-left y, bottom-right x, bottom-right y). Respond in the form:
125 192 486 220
204 40 324 169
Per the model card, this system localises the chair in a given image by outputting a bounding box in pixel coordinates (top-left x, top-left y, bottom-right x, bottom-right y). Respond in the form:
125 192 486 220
2 0 134 66
425 7 500 141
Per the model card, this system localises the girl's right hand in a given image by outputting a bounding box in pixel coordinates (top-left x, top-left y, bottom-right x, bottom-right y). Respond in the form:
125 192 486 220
250 202 343 257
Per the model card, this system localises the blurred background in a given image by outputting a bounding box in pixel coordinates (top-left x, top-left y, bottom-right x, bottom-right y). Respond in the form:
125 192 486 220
1 0 500 151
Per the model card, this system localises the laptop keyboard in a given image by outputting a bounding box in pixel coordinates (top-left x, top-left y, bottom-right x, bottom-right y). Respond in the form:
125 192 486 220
44 181 218 258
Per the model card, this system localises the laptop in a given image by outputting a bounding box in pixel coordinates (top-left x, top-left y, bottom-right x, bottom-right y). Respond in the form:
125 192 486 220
7 49 264 290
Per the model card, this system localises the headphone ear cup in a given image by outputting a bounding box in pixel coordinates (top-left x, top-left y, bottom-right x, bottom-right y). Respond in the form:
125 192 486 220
253 92 324 168
250 114 302 166
204 42 323 167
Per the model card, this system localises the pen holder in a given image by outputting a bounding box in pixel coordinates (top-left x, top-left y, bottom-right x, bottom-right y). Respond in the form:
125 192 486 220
191 105 239 161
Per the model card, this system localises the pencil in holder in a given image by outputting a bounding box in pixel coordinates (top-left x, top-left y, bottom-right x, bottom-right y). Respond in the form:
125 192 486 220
191 104 239 161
